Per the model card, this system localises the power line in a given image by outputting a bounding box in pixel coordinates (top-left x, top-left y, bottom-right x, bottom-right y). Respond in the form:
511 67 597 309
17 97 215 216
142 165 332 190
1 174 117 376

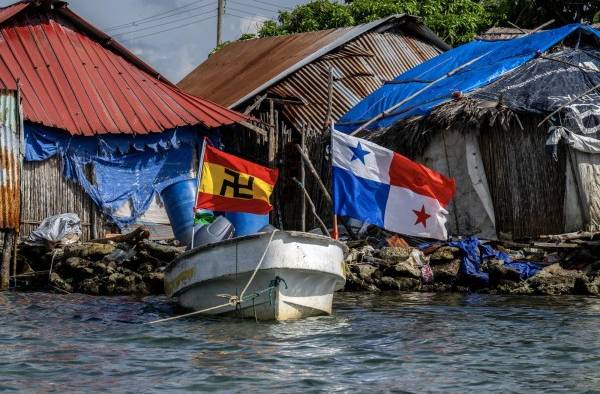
226 11 269 22
114 9 216 38
105 0 211 31
228 0 280 15
252 0 292 11
226 5 275 19
108 2 214 33
120 14 216 42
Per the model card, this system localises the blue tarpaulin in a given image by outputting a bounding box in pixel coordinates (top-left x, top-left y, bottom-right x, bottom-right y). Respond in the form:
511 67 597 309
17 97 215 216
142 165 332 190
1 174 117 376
25 122 218 228
449 237 541 285
337 24 600 133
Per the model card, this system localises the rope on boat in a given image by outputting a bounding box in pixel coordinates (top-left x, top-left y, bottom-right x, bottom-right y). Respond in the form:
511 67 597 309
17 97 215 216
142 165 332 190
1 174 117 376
146 230 279 325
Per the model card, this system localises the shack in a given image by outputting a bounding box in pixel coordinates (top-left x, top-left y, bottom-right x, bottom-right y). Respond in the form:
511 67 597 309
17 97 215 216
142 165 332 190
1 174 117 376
338 24 600 240
0 0 250 241
178 15 449 230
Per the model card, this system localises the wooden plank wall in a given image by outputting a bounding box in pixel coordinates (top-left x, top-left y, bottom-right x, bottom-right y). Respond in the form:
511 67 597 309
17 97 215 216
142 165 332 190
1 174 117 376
21 157 112 240
479 117 566 239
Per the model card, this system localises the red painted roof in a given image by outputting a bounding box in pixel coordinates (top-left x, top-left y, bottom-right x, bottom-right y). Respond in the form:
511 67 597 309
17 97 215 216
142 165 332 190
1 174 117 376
0 1 247 136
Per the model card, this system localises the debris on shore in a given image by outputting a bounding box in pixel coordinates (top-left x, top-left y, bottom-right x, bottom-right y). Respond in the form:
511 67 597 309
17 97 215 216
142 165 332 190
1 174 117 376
15 227 184 296
343 229 600 296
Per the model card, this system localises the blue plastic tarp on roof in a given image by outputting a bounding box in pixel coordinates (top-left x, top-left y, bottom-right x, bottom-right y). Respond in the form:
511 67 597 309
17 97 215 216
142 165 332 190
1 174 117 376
337 24 600 133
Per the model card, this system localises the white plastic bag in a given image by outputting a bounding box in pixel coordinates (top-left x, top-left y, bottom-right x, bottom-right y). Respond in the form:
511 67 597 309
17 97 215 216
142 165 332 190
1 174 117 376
27 213 82 246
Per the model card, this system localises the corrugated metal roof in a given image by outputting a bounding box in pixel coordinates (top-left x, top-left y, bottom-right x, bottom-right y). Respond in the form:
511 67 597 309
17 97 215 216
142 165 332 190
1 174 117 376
477 27 531 40
0 0 248 136
178 15 449 109
267 30 441 133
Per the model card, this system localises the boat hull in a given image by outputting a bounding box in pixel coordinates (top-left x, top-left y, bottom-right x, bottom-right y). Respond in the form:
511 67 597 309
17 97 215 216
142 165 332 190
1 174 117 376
164 231 346 321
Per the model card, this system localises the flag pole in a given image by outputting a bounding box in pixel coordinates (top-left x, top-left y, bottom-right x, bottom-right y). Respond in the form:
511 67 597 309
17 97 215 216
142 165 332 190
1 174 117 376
191 137 208 249
330 120 339 240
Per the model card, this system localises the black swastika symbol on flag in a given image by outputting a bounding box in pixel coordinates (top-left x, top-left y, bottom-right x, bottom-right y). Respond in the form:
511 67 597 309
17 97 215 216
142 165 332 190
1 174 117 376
219 168 254 199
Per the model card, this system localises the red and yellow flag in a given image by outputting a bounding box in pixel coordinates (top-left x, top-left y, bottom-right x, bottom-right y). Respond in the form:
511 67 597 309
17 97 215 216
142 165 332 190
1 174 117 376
195 145 279 214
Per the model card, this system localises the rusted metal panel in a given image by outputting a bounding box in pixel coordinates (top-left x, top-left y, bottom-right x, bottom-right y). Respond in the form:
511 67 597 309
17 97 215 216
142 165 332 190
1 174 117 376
0 89 20 229
0 1 246 136
268 30 441 133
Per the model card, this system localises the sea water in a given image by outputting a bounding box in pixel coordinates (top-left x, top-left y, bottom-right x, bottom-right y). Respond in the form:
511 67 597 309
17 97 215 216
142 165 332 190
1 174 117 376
0 292 599 392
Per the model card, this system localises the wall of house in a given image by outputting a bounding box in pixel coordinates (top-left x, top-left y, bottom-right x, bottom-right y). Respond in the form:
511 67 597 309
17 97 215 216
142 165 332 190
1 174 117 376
21 157 112 240
479 118 567 239
417 129 497 239
566 150 600 231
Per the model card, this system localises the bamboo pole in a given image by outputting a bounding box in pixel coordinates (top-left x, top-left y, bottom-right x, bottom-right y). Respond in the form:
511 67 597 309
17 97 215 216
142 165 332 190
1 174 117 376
300 124 307 232
292 178 330 236
350 52 491 135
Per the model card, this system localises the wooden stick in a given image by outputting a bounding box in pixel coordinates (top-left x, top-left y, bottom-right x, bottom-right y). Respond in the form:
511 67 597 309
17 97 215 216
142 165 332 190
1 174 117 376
527 19 555 35
1 231 11 290
324 67 334 128
292 178 330 237
332 215 339 240
89 226 150 244
300 124 307 232
350 51 490 135
537 81 600 127
244 93 267 115
295 144 332 204
507 21 527 34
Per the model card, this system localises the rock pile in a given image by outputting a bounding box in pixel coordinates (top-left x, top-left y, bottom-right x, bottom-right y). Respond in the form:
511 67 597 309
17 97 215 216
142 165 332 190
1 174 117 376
17 239 185 296
344 240 600 296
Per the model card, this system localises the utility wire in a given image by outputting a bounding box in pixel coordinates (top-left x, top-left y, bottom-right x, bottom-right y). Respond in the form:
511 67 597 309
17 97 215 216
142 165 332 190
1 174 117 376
114 9 216 38
228 0 280 15
252 0 292 11
108 2 214 33
226 11 269 22
120 14 216 42
226 5 274 18
105 0 211 31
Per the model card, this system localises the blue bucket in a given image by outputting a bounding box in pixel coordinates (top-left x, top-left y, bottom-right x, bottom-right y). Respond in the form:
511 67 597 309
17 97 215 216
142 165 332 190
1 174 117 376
160 179 203 246
225 212 269 237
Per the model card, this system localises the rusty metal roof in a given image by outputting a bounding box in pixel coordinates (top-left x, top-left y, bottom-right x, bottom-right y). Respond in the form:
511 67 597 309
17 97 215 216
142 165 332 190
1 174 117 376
178 15 449 109
0 0 248 136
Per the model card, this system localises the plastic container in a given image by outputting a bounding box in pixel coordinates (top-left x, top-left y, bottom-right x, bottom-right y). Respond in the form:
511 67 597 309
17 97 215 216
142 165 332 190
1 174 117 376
192 216 234 248
224 212 269 237
160 179 205 247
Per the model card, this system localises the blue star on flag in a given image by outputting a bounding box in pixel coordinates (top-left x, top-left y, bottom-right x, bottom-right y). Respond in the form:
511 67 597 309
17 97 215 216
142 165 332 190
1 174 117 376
349 142 370 164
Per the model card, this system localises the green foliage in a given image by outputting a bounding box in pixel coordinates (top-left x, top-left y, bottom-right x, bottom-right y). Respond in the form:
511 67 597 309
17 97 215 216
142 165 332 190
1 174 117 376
256 0 490 45
484 0 600 27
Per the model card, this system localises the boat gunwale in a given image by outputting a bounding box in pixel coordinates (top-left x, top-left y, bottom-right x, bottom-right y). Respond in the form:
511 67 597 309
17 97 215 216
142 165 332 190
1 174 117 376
165 230 348 274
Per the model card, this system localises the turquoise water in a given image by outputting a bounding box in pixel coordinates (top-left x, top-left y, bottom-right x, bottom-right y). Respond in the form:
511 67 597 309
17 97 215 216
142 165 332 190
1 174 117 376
0 292 599 393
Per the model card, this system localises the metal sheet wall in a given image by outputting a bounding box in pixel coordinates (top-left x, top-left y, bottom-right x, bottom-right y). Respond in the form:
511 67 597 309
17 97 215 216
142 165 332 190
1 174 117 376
21 156 112 240
0 90 20 229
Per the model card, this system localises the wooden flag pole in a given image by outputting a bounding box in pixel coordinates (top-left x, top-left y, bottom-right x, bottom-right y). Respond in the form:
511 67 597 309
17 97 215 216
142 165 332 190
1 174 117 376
191 137 208 249
330 121 339 240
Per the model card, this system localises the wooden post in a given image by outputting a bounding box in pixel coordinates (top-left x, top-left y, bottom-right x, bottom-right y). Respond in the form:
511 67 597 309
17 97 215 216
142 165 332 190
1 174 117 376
1 231 14 290
268 99 276 167
300 124 307 232
293 178 330 237
295 144 332 204
324 67 334 129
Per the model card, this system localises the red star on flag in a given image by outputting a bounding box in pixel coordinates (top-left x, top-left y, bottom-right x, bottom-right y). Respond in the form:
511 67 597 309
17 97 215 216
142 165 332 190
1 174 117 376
413 205 431 228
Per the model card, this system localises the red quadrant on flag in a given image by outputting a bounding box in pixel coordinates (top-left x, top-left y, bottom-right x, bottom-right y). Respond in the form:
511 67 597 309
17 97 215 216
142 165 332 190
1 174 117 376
388 152 456 207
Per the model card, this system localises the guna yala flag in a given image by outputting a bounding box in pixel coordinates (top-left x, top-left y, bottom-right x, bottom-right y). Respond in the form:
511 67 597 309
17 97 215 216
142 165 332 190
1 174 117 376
196 145 279 214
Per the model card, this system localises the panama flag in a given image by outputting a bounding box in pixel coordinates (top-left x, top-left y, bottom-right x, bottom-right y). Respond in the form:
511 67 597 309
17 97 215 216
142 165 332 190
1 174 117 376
332 129 455 240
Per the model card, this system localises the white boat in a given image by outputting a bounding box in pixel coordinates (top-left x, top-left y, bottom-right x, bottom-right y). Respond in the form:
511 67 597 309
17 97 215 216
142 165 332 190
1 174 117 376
163 231 347 321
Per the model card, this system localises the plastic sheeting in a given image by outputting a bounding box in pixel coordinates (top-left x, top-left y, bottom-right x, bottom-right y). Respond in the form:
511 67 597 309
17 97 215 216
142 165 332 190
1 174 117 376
25 122 218 228
27 213 82 245
337 24 600 133
449 236 541 285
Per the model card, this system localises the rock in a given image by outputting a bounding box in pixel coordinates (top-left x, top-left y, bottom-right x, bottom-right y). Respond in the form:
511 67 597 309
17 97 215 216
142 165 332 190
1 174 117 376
378 247 412 263
64 243 115 260
140 240 184 263
59 257 95 280
496 281 533 295
143 272 164 295
350 264 377 282
429 246 459 262
574 275 600 296
384 257 421 279
483 259 522 288
526 263 586 295
49 272 73 293
345 245 375 264
421 283 452 293
377 276 421 291
78 277 100 295
90 261 108 275
431 259 461 283
344 271 380 292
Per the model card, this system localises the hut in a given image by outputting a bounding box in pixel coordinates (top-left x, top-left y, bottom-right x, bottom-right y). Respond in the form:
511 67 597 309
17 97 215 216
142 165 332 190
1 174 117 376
178 15 449 230
338 24 600 240
0 0 251 241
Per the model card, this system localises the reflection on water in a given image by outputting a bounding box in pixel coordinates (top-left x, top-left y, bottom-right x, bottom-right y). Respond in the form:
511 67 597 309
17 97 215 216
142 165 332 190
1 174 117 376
0 291 599 392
